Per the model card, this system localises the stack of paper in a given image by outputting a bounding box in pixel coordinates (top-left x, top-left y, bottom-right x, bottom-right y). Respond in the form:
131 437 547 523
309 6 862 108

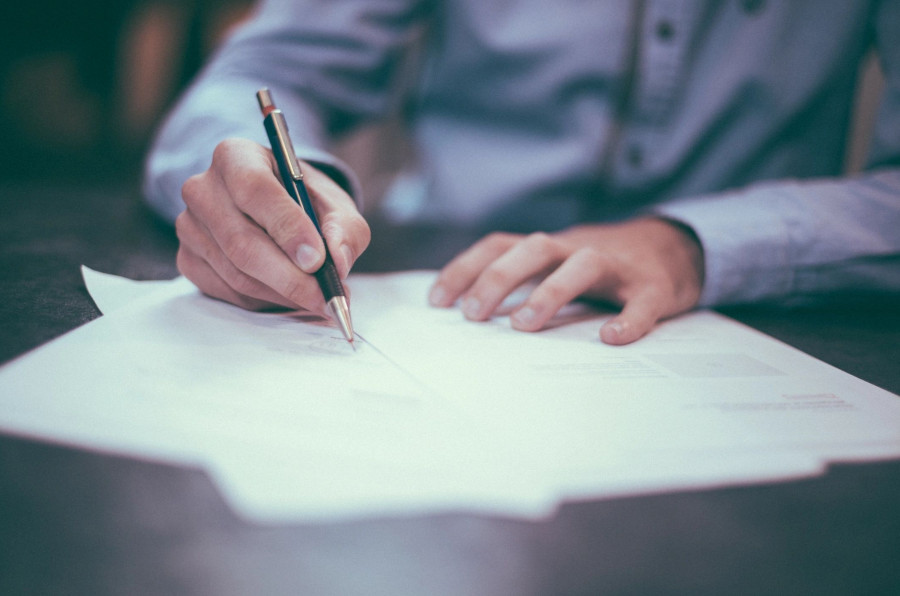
0 268 897 522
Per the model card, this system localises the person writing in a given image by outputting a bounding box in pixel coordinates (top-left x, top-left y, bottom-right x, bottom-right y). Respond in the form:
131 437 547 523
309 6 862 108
144 1 900 345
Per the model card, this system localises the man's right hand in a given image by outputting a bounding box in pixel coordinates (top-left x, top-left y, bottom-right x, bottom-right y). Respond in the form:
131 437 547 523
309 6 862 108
175 137 370 314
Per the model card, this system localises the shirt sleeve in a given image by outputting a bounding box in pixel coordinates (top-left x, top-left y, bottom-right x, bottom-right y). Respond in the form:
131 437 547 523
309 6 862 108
654 1 900 307
655 170 900 306
142 0 427 223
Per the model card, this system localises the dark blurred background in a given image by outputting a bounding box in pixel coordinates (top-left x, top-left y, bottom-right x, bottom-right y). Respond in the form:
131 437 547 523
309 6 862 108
0 0 254 185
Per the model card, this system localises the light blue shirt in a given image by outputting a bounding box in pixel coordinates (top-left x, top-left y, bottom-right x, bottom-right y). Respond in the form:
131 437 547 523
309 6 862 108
144 0 900 307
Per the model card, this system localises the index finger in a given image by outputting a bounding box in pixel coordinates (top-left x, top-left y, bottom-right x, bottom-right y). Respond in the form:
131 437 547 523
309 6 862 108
428 232 521 307
298 162 371 280
213 140 327 273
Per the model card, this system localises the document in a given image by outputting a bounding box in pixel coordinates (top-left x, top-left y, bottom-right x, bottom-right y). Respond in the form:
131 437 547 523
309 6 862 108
0 268 897 522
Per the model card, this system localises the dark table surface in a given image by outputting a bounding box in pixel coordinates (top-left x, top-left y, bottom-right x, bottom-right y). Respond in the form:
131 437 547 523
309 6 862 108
1 183 899 595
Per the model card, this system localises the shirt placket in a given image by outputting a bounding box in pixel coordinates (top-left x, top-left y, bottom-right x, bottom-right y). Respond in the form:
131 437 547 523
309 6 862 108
613 0 694 189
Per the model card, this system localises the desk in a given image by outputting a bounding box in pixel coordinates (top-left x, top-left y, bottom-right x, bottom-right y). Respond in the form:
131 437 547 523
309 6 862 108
1 184 899 595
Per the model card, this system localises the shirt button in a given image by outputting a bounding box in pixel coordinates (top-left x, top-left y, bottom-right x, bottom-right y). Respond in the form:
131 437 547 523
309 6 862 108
656 20 675 42
740 0 766 15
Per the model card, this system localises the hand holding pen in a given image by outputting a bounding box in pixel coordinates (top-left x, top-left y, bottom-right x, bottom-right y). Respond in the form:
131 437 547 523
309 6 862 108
173 97 370 337
257 88 354 344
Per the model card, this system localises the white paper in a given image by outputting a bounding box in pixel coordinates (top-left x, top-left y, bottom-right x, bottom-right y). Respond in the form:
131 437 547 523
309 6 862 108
0 267 897 523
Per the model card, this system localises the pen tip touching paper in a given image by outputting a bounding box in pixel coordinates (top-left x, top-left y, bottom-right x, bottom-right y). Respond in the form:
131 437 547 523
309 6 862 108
328 296 354 346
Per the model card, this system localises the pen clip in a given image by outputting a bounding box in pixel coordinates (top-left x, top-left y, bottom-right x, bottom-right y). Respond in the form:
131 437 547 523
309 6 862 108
257 88 304 181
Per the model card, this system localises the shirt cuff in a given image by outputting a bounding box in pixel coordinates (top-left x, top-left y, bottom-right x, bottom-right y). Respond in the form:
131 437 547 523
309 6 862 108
142 81 363 223
652 183 800 307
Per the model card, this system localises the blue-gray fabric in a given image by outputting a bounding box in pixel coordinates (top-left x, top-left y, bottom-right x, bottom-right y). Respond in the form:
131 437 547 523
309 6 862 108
144 0 900 306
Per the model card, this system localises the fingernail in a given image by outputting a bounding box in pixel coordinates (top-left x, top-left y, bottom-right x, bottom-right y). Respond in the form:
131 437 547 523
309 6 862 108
461 296 482 319
296 244 321 272
511 306 536 327
603 321 624 341
428 285 447 306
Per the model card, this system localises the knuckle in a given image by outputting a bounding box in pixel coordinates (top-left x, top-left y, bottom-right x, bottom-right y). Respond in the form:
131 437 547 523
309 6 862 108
574 247 610 271
228 271 262 297
180 174 205 207
433 263 464 289
279 275 313 306
334 214 372 251
175 248 193 277
174 210 202 248
268 210 305 244
482 232 516 252
174 211 189 240
230 169 274 211
643 283 671 305
536 279 569 305
212 137 247 165
320 219 341 240
524 231 555 253
349 217 372 250
480 263 515 288
578 248 616 269
221 230 260 272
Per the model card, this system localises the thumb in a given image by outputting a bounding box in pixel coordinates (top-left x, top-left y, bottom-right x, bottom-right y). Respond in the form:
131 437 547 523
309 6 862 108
599 289 667 345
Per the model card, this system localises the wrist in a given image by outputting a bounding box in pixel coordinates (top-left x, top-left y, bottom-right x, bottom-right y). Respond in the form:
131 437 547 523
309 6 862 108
648 216 706 304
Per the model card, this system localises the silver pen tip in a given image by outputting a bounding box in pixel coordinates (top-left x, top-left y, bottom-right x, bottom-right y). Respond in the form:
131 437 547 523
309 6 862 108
328 297 354 346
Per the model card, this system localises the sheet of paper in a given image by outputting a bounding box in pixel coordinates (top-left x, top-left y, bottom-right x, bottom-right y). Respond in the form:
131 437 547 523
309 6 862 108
357 275 900 460
350 272 900 503
6 269 554 520
0 268 897 523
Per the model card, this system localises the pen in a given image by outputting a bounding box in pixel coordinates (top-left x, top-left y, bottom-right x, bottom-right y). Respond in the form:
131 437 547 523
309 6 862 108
256 88 354 346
